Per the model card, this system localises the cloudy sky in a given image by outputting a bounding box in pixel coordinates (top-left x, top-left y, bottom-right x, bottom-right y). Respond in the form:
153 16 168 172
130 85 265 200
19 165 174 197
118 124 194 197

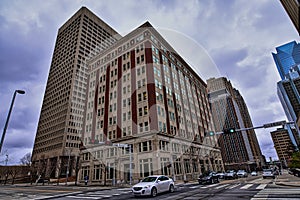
0 0 298 165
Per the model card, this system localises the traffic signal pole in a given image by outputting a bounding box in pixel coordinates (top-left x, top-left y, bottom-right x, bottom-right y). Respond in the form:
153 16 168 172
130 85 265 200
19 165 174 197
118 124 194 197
213 120 294 135
213 120 299 151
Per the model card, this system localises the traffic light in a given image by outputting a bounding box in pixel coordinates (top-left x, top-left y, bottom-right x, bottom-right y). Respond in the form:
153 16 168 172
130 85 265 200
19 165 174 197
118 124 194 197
206 131 214 136
223 128 235 134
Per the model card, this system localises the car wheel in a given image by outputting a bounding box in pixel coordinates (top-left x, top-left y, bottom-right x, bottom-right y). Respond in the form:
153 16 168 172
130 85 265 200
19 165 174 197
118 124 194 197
151 187 157 197
169 184 174 193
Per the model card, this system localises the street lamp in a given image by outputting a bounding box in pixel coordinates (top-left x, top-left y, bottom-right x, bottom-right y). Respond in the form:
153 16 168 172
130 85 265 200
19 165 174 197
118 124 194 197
0 90 25 153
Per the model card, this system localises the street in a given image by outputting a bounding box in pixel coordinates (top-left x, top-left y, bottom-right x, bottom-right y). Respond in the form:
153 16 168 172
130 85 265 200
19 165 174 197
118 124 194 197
1 174 300 200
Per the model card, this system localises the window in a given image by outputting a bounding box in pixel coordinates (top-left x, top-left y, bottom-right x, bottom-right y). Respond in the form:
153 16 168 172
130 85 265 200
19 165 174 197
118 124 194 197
144 106 148 115
123 128 126 137
143 92 147 100
128 111 131 120
137 68 141 76
138 93 142 101
138 141 152 152
139 108 143 116
159 140 169 151
139 158 153 178
160 158 171 176
123 113 126 121
139 123 143 132
141 55 145 62
93 165 103 180
144 121 149 131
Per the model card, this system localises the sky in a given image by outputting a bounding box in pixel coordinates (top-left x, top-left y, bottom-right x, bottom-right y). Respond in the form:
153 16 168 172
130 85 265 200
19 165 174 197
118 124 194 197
0 0 298 165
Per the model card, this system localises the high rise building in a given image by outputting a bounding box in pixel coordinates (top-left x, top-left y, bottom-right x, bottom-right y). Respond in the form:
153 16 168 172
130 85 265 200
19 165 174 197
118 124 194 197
272 41 300 150
280 0 300 35
272 41 300 80
79 22 223 184
31 7 121 178
207 77 265 171
271 128 299 168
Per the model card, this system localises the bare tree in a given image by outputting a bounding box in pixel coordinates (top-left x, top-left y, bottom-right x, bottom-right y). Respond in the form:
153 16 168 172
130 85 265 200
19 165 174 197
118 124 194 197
20 153 31 166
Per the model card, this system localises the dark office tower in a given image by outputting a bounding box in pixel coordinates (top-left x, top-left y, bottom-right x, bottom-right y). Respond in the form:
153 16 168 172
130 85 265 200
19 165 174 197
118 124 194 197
31 7 121 178
280 0 300 35
207 77 265 171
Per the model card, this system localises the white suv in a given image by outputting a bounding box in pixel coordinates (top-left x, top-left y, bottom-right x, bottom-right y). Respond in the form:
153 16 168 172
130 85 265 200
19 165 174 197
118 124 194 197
263 169 275 179
132 175 175 197
237 170 248 178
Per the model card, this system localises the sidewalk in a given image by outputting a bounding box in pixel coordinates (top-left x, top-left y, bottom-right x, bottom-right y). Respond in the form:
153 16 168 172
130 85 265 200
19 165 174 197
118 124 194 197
275 170 300 187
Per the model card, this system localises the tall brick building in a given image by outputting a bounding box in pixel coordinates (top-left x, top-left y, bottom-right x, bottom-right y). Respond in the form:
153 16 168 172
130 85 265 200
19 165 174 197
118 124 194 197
79 21 223 184
31 7 121 178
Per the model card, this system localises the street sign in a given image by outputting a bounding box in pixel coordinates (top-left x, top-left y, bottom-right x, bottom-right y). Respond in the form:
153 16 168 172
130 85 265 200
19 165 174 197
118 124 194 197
263 120 286 128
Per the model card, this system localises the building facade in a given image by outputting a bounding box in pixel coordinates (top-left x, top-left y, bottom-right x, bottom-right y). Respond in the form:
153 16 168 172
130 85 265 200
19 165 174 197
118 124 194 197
79 22 223 185
271 128 297 168
280 0 300 35
272 41 300 80
273 41 300 150
31 7 121 179
277 77 300 126
207 77 265 171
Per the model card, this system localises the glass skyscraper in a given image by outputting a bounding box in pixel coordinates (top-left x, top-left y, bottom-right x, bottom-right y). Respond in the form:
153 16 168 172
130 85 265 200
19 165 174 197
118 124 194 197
272 41 300 80
272 41 300 150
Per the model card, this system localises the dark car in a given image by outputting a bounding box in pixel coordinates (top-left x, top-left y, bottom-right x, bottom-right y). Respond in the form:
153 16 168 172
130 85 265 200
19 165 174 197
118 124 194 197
289 168 300 177
37 178 49 184
198 172 219 184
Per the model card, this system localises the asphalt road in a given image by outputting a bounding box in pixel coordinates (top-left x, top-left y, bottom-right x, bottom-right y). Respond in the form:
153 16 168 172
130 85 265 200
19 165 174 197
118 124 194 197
1 175 300 200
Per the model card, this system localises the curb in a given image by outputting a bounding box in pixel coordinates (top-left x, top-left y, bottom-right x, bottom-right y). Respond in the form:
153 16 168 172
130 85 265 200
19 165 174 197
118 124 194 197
275 182 300 187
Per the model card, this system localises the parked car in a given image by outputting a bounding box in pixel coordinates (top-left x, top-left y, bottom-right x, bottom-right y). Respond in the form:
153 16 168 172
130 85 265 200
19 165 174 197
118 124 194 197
224 170 238 180
216 171 225 179
263 169 275 179
36 178 49 184
132 175 175 197
289 168 300 177
198 172 219 184
251 171 258 176
237 170 248 178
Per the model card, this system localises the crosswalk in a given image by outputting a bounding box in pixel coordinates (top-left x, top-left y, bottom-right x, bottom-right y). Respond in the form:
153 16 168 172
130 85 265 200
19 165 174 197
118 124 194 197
188 183 267 190
59 183 267 200
64 189 131 199
252 188 300 199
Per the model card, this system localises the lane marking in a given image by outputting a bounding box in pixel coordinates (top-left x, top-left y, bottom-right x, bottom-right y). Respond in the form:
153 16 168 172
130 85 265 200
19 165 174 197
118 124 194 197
256 184 267 190
240 184 253 189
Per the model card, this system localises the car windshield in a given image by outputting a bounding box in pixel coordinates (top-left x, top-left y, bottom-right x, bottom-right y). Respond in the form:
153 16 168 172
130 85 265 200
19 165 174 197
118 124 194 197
141 176 157 182
264 169 272 172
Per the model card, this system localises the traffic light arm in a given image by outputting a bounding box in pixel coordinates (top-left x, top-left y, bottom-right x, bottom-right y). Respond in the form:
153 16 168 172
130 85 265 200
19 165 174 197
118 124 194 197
213 120 294 135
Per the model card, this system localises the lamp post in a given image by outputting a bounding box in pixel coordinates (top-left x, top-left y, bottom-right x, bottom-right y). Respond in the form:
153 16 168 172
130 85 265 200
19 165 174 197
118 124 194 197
0 90 25 153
